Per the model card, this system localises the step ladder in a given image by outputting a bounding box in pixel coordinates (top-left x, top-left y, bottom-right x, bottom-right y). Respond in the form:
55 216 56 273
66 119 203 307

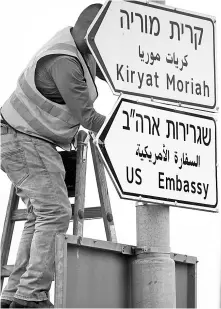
1 130 117 290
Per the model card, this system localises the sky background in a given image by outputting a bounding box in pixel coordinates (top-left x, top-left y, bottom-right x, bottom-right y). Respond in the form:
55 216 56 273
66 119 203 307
0 0 220 308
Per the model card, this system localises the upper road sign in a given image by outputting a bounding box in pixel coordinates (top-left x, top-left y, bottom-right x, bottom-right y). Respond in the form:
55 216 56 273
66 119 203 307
95 95 218 212
86 1 217 111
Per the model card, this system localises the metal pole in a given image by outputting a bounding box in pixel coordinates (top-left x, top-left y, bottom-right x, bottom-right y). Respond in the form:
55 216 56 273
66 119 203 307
132 203 176 308
131 0 176 307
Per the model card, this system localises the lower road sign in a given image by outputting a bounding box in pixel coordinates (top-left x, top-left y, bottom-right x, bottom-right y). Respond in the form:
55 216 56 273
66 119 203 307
95 95 218 212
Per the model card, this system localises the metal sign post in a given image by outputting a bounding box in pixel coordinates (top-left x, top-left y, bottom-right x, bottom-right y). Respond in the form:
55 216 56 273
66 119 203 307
132 203 176 307
95 95 217 306
88 0 217 307
132 1 175 306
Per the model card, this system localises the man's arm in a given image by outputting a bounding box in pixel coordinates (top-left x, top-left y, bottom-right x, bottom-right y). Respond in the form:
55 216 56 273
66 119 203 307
49 55 105 132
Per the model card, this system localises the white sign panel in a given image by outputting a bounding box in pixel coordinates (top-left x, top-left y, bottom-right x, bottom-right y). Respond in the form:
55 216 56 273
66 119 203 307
87 1 217 111
96 95 218 212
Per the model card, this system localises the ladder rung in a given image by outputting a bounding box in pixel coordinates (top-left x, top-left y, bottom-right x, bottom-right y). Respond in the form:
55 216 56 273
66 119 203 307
11 209 27 221
11 206 102 222
83 207 102 219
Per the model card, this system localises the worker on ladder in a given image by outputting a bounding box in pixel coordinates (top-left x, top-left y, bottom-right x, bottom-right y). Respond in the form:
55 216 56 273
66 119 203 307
0 3 105 308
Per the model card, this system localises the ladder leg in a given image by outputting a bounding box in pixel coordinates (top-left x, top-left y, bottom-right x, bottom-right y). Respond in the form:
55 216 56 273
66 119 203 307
1 185 19 290
73 131 88 237
90 138 117 242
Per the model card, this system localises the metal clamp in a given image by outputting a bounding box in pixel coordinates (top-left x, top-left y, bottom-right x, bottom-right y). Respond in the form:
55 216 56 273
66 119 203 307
134 246 171 255
79 142 88 163
121 245 133 255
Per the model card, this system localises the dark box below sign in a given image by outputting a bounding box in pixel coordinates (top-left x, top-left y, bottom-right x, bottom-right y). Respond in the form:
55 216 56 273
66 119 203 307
55 235 197 308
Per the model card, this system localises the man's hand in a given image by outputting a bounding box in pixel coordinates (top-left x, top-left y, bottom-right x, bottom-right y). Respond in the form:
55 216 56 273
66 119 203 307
89 130 97 140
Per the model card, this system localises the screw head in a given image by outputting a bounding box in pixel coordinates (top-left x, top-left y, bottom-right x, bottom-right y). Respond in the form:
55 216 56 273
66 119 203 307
107 212 113 222
78 209 84 219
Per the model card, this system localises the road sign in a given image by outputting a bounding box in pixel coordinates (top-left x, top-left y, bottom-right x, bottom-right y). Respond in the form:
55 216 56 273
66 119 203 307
87 1 217 111
95 95 218 212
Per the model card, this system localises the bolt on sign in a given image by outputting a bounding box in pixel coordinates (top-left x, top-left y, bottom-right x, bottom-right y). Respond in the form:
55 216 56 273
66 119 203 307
95 95 218 212
87 1 217 111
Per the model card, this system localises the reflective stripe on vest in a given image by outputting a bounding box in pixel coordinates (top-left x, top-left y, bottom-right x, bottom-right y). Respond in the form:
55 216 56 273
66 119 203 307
1 27 97 150
18 73 75 125
10 92 79 146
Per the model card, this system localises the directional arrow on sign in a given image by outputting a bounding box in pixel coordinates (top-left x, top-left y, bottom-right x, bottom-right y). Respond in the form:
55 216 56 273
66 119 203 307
86 0 217 111
95 95 218 212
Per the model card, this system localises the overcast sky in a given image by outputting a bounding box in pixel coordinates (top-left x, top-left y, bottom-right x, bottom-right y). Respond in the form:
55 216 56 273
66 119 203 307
0 0 220 308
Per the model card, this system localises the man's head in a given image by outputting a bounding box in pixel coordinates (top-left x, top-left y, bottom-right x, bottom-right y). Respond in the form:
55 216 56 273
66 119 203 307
71 3 102 55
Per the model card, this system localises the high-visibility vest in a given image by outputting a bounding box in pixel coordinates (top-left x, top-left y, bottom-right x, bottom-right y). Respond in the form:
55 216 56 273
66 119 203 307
1 27 98 150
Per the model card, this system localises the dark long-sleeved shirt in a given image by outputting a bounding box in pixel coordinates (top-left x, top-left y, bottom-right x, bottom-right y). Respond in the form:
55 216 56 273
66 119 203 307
35 54 105 133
